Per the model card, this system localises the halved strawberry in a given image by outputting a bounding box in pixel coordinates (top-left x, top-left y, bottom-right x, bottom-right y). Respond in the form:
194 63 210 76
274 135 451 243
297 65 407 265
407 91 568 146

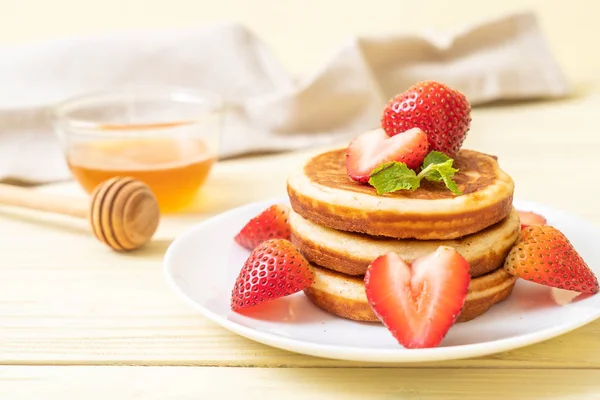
234 204 291 250
517 210 547 229
346 127 429 183
364 247 470 349
504 225 598 293
231 239 315 311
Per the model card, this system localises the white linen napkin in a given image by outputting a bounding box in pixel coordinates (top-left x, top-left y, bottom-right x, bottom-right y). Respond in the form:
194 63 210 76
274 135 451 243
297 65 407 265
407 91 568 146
0 11 569 184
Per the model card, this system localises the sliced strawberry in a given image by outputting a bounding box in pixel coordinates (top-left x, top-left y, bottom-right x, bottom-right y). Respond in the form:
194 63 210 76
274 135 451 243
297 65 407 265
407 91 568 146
517 210 547 229
346 127 429 183
504 225 598 293
381 81 471 157
234 204 291 250
231 239 315 311
364 247 470 349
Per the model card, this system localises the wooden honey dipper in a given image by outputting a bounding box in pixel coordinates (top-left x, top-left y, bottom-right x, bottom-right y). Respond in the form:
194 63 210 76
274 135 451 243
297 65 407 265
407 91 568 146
0 177 160 251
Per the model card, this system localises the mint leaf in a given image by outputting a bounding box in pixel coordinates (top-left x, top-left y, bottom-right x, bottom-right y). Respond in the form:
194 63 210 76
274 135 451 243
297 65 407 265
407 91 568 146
422 151 452 182
423 151 452 167
368 151 462 196
368 162 421 195
419 158 462 195
420 159 457 182
441 174 461 195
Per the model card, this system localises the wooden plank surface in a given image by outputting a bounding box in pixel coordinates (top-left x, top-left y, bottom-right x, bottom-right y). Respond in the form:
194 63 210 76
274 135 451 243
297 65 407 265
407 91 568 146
1 366 599 400
1 94 600 400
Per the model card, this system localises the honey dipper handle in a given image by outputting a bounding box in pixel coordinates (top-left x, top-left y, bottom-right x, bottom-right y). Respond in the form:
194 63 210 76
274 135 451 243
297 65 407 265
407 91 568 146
0 183 89 219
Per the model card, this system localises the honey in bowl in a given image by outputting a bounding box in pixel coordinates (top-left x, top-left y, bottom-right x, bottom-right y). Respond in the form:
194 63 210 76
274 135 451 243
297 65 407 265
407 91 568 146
67 137 216 213
52 86 221 212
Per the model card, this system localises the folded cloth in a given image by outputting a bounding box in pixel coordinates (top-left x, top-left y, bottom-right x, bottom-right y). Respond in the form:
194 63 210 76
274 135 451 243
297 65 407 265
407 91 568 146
0 11 569 184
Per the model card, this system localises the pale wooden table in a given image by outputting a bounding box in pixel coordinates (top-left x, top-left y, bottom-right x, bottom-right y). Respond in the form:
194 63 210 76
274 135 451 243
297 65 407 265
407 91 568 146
2 90 600 399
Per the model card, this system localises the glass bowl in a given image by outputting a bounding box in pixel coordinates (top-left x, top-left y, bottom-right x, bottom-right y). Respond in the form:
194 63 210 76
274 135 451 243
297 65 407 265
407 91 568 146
52 86 221 213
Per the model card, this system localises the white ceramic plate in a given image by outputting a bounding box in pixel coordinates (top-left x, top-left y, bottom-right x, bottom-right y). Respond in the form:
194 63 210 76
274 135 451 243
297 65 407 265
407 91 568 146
164 198 600 363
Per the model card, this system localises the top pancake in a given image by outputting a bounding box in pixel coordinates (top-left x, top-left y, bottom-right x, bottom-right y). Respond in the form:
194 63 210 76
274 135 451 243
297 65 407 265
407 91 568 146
287 148 514 240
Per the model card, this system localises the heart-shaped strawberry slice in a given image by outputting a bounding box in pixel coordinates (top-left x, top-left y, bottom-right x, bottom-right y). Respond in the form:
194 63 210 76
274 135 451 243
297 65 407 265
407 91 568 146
364 247 471 348
346 127 429 183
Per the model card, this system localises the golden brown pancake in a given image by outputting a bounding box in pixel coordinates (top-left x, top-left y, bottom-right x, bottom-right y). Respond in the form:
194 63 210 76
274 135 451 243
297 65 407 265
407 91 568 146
287 148 514 240
290 208 520 278
305 265 517 323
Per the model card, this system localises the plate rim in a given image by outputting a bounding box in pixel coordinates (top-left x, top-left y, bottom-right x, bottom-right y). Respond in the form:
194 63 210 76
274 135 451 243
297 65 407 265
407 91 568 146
163 197 600 363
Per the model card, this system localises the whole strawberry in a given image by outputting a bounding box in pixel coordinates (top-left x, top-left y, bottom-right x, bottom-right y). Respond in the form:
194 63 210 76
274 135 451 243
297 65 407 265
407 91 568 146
381 81 471 157
231 239 315 311
504 225 599 293
234 204 291 250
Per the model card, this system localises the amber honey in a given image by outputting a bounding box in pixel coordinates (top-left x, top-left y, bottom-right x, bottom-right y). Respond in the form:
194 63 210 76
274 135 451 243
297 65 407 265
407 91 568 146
67 137 216 212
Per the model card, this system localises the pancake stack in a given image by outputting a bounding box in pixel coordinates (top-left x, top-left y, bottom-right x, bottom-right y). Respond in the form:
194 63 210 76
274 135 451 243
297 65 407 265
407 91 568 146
286 148 520 323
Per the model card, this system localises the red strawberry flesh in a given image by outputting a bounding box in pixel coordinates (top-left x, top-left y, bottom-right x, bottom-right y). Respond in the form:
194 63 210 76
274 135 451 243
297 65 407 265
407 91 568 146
346 127 429 183
364 247 470 349
504 225 598 293
231 239 315 311
381 81 471 157
517 210 547 229
234 204 291 250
